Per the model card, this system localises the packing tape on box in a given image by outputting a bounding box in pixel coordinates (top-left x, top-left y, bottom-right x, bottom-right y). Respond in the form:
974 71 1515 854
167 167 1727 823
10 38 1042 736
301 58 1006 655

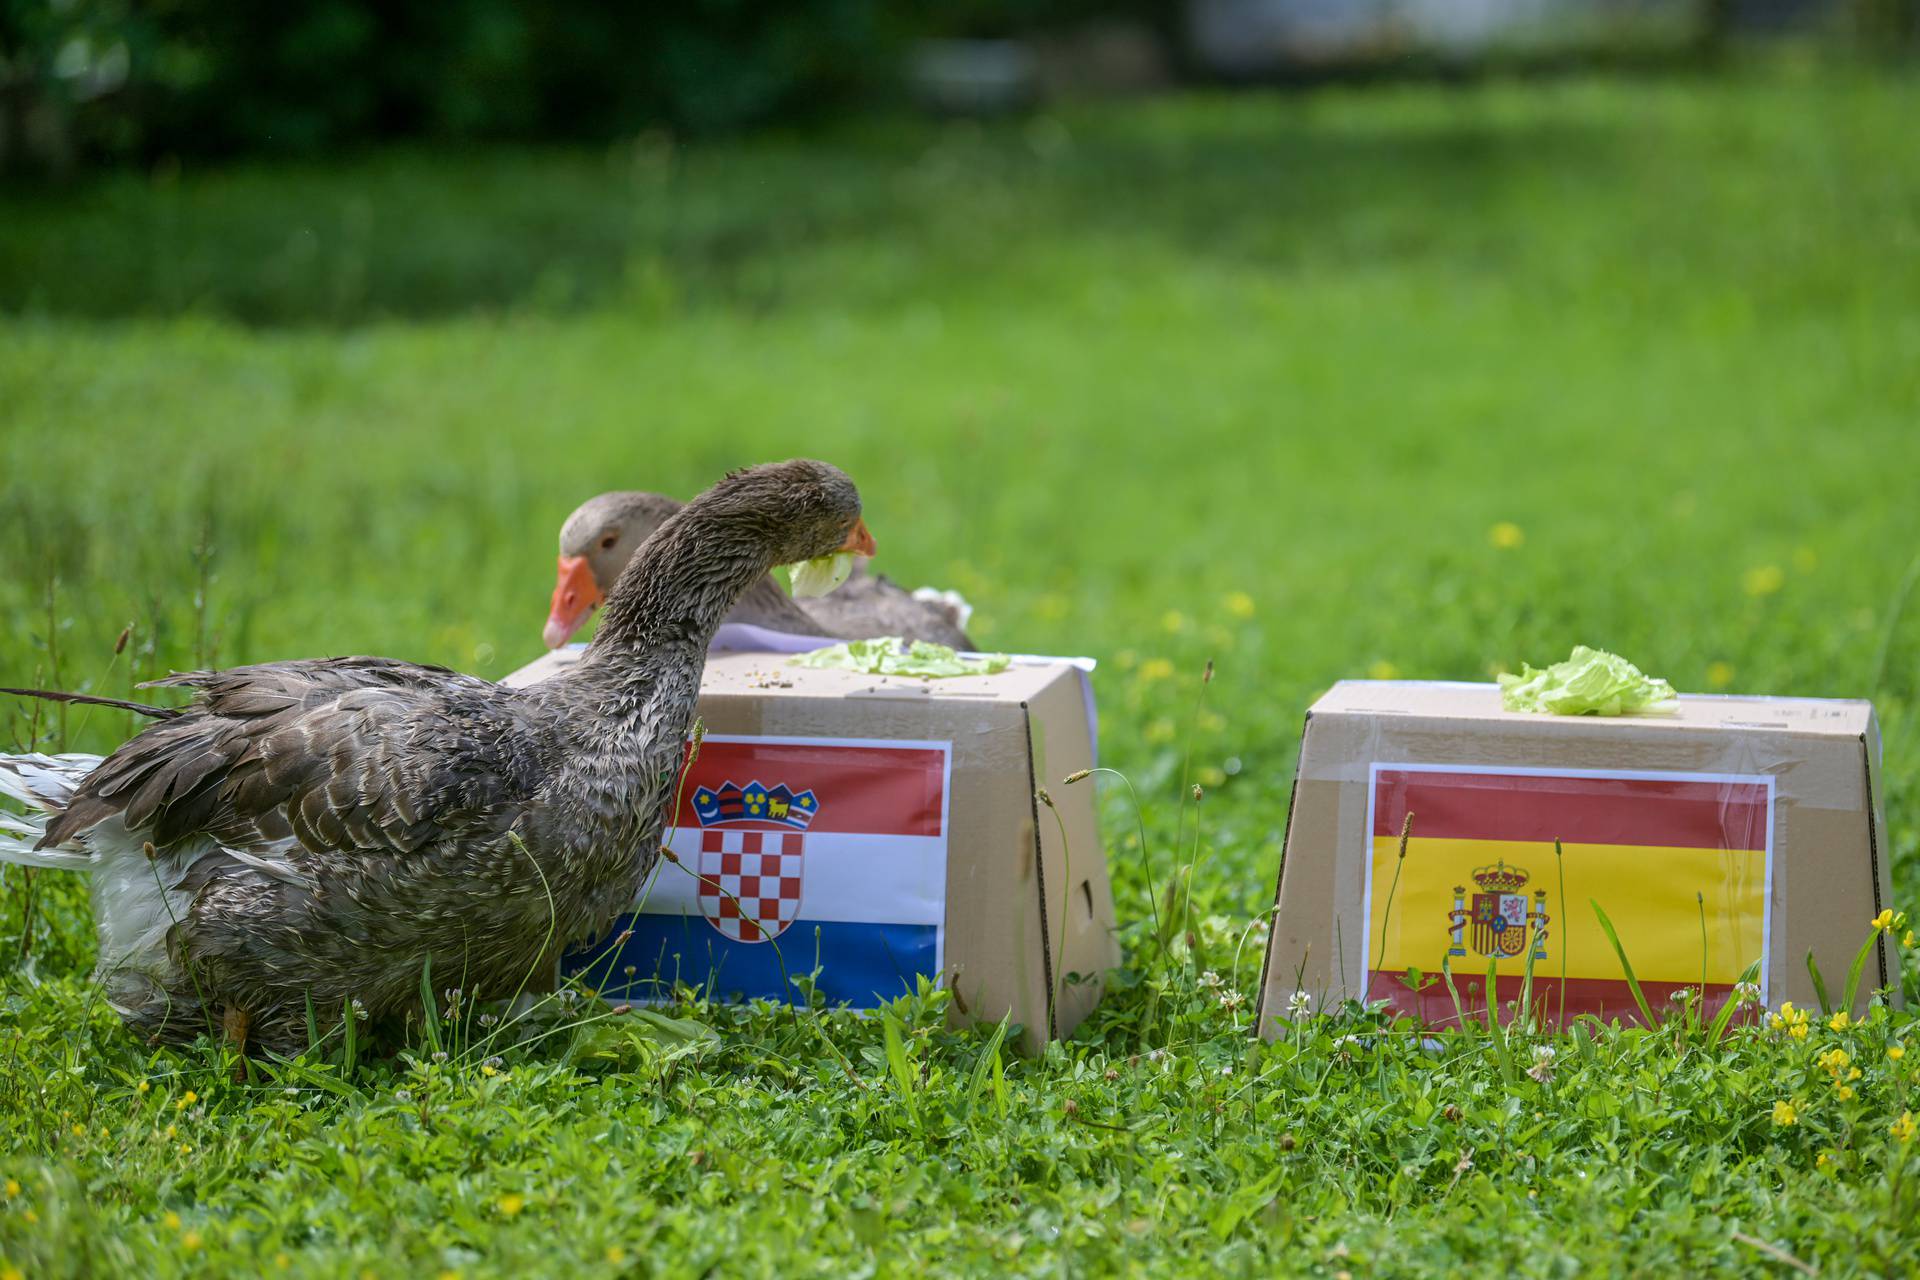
1293 709 1870 811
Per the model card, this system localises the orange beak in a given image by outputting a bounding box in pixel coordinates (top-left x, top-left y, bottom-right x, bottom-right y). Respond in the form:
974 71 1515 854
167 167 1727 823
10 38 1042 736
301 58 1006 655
839 518 877 558
543 554 604 649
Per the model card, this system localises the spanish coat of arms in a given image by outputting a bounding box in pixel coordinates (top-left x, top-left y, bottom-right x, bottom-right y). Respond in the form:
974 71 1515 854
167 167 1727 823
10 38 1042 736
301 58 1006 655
1447 860 1550 961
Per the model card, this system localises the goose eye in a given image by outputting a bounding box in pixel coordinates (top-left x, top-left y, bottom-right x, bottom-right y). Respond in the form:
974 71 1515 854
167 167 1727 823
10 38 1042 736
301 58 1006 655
599 533 618 550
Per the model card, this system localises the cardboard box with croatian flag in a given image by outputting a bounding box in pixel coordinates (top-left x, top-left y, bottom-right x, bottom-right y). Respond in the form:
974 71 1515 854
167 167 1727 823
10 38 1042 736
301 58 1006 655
506 639 1117 1050
1256 681 1900 1034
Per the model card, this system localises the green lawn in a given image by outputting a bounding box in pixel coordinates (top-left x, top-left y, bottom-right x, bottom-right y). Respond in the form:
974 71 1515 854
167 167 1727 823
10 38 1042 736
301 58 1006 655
4 57 1920 1276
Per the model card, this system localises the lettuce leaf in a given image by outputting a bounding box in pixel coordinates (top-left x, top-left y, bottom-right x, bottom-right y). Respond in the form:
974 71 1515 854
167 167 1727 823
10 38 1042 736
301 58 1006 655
1498 645 1678 716
794 636 1011 678
779 552 855 599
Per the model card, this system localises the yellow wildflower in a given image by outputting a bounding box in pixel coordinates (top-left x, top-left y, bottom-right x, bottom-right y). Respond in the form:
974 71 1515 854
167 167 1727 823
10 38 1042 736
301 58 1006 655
1816 1047 1850 1076
1137 657 1174 683
178 1144 192 1155
1828 1011 1852 1032
1488 522 1525 550
3 1265 21 1280
1367 660 1400 681
437 1270 462 1280
480 1064 498 1078
275 1253 291 1270
71 1123 85 1137
1742 565 1784 597
606 1246 629 1266
497 1193 524 1217
1892 1112 1916 1144
1224 591 1255 619
137 1080 150 1095
1792 546 1818 573
1816 1152 1831 1170
164 1211 182 1229
1159 610 1187 634
182 1090 197 1104
165 1125 177 1139
21 1210 36 1225
1848 1068 1861 1080
1889 1045 1905 1062
1772 1099 1798 1127
1905 930 1916 949
1836 1084 1854 1101
1789 1022 1809 1041
182 1230 203 1251
3 1178 17 1197
1872 909 1895 932
1143 717 1176 744
1705 661 1735 689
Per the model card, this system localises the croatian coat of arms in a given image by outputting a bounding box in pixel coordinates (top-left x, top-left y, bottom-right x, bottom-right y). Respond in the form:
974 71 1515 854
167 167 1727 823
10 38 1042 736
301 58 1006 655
689 780 818 942
1447 860 1549 961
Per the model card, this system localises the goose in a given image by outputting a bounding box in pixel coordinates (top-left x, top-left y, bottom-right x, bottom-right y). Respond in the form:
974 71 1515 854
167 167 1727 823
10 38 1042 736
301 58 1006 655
545 490 974 652
0 460 872 1054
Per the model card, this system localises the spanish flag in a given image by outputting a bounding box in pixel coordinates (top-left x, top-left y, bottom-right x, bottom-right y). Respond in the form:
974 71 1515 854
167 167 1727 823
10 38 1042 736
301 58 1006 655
1364 766 1772 1027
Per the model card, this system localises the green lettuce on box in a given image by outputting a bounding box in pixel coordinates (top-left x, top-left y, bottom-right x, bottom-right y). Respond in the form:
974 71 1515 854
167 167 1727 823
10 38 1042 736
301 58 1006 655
795 637 1011 679
1498 645 1677 716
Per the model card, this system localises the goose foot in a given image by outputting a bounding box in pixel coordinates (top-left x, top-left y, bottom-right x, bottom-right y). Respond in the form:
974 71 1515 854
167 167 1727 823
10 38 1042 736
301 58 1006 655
221 1006 251 1082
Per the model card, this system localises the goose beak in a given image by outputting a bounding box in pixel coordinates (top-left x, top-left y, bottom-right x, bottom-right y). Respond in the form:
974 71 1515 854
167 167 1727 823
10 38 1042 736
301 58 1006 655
838 518 877 558
543 554 604 649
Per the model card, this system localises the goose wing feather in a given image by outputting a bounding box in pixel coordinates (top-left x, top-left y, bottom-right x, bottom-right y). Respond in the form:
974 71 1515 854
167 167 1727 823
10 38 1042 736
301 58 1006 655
43 657 546 858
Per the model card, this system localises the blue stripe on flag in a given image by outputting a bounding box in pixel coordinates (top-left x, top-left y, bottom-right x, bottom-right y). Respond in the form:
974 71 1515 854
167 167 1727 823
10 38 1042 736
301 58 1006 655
562 914 938 1009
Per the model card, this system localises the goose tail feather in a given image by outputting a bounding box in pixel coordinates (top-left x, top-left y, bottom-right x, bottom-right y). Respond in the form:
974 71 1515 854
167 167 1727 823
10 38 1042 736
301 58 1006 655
0 753 102 870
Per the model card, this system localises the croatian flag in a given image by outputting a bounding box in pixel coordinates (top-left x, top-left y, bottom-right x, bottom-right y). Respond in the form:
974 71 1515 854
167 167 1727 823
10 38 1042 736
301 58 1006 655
563 735 952 1008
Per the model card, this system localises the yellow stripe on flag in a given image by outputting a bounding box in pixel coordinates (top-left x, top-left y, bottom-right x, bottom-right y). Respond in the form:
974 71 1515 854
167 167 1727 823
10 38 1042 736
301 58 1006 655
1369 837 1764 985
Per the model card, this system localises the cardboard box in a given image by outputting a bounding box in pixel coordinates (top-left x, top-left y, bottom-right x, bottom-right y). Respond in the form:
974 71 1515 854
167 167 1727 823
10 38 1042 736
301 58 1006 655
1257 681 1897 1035
505 647 1116 1050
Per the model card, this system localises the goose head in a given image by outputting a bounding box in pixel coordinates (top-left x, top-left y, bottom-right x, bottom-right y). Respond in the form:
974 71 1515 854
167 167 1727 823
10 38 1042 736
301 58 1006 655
546 491 682 649
551 463 875 649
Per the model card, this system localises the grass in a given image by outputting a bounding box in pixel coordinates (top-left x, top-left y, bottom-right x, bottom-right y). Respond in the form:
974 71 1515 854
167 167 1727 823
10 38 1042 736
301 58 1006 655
4 52 1920 1275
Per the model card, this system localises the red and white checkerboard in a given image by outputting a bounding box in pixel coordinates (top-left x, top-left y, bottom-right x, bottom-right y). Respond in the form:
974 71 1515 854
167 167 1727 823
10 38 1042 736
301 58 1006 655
696 829 805 942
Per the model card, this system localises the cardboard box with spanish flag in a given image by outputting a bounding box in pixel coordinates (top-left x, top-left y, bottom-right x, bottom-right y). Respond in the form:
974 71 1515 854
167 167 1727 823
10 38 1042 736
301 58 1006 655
506 641 1118 1051
1256 681 1900 1034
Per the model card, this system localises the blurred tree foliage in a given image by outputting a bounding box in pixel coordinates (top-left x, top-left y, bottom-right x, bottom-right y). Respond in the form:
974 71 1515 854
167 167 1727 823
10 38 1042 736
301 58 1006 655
0 0 1173 172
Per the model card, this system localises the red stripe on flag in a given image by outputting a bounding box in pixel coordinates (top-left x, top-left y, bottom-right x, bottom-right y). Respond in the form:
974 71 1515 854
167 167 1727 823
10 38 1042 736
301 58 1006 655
1373 769 1769 850
674 739 946 837
1360 971 1751 1030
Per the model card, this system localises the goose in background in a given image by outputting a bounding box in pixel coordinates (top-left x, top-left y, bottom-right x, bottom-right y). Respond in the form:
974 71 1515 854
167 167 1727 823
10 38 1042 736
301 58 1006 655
544 490 972 652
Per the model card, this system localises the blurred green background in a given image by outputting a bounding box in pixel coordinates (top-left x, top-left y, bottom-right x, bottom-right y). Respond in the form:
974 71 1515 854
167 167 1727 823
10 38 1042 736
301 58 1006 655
3 54 1918 905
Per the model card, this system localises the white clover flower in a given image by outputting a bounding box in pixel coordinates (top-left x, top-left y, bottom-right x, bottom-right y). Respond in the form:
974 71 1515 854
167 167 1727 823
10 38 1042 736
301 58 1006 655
1527 1044 1557 1084
1217 989 1246 1011
350 998 368 1019
1733 981 1761 1005
1285 990 1313 1019
1199 970 1224 989
432 1051 448 1063
479 1013 498 1028
395 1090 412 1103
